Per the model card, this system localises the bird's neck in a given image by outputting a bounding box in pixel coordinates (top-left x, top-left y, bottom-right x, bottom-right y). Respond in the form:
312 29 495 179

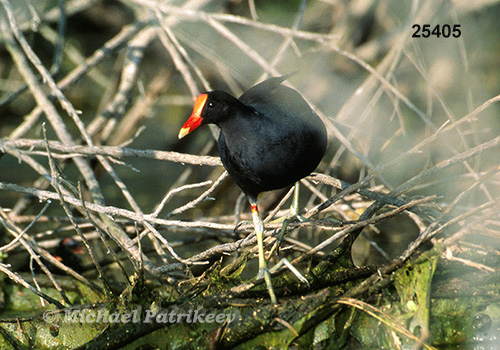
218 104 258 133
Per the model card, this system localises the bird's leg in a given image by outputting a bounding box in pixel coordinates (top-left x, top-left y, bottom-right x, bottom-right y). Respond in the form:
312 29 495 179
289 181 300 217
273 182 308 250
265 183 311 286
290 181 310 222
267 184 309 286
250 199 277 304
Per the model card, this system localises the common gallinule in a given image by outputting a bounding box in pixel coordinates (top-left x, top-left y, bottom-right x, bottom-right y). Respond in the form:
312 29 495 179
179 76 327 303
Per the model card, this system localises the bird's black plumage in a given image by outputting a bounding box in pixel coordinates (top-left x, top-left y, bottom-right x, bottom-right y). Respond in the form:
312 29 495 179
180 76 328 199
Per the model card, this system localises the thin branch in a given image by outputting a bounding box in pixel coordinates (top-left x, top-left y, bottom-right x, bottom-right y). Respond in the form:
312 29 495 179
0 182 234 232
0 263 65 309
0 138 222 166
166 172 229 218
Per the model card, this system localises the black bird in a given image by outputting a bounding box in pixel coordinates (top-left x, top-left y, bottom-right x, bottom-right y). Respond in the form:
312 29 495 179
179 76 327 303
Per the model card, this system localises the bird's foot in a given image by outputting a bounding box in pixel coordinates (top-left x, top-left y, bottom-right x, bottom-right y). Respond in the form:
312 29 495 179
255 259 309 305
270 258 309 286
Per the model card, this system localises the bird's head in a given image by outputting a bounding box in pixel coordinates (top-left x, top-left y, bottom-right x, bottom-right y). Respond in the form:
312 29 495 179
178 91 241 139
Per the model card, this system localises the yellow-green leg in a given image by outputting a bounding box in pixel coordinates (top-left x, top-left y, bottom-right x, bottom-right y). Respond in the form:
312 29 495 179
250 198 277 304
274 182 306 249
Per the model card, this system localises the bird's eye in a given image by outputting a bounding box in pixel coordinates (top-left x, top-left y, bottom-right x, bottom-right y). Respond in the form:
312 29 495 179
207 102 214 108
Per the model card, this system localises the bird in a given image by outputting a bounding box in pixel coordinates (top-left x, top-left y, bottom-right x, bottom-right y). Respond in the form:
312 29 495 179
178 76 327 303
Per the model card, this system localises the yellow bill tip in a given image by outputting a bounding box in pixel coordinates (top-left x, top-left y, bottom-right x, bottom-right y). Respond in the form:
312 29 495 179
178 127 190 139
